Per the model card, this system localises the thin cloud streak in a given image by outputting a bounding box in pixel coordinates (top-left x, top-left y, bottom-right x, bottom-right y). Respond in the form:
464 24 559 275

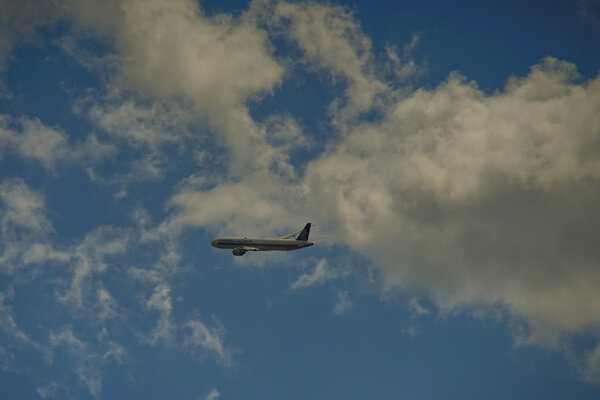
291 258 335 289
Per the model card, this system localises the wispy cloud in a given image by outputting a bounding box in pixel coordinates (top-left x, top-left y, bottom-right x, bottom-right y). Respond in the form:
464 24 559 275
0 178 70 276
47 329 128 398
184 316 235 367
0 178 52 235
0 288 50 365
36 382 67 399
0 116 114 171
333 290 352 316
204 388 221 400
291 258 335 289
266 0 388 118
59 226 130 309
408 298 431 319
144 283 176 346
0 288 33 345
577 343 600 384
49 329 104 397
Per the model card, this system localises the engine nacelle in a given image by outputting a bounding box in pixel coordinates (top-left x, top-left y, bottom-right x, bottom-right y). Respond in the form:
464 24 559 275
232 248 247 256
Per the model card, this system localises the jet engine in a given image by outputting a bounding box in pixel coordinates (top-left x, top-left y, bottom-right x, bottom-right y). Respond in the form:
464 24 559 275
232 248 247 256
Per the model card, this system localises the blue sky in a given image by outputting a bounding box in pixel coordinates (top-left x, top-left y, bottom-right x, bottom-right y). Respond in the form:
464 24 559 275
1 0 600 399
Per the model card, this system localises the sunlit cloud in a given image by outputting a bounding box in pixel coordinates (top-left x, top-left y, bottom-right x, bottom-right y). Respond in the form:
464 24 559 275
184 317 235 366
291 258 335 289
0 116 115 171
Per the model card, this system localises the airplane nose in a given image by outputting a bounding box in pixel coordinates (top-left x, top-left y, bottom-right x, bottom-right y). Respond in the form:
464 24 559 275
211 239 218 247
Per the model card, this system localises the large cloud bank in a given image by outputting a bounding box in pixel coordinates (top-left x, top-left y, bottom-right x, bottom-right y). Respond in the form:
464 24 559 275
169 53 600 345
157 1 600 349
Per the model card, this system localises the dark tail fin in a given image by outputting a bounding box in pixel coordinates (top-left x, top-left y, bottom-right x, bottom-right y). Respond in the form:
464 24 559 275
296 223 311 241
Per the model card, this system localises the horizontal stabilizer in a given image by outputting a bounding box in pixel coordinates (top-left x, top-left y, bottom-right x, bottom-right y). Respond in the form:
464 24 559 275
279 228 303 239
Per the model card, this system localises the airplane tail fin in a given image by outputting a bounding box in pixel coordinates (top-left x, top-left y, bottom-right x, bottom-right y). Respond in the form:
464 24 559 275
296 223 311 241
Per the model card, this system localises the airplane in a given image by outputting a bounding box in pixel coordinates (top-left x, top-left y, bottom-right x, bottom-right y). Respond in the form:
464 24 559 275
211 223 314 256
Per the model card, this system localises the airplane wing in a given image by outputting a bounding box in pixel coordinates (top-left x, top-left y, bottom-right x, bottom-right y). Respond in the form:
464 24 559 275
240 246 259 251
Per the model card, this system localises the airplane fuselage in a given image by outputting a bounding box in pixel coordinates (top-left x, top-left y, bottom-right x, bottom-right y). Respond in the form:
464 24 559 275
211 237 314 251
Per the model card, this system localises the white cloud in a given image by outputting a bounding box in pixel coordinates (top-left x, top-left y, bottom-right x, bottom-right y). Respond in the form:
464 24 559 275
0 288 37 347
57 0 595 361
333 290 351 316
36 382 66 399
161 177 294 236
67 0 287 175
146 283 173 315
49 329 104 397
0 178 69 275
141 283 236 367
101 341 128 364
97 286 121 321
164 54 600 350
145 283 175 345
184 317 234 366
21 243 71 265
266 0 387 117
101 0 284 110
305 58 600 344
385 34 423 82
47 330 124 397
0 345 15 372
60 226 130 309
0 115 115 171
301 57 600 346
291 258 335 289
205 388 221 400
402 326 418 337
0 178 52 235
408 298 431 319
2 0 294 182
578 343 600 384
87 94 197 155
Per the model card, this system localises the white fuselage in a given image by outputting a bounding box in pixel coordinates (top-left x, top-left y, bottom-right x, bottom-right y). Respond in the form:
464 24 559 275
211 237 313 252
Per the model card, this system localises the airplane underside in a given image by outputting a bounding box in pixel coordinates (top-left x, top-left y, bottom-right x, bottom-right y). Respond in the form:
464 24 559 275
231 246 304 256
